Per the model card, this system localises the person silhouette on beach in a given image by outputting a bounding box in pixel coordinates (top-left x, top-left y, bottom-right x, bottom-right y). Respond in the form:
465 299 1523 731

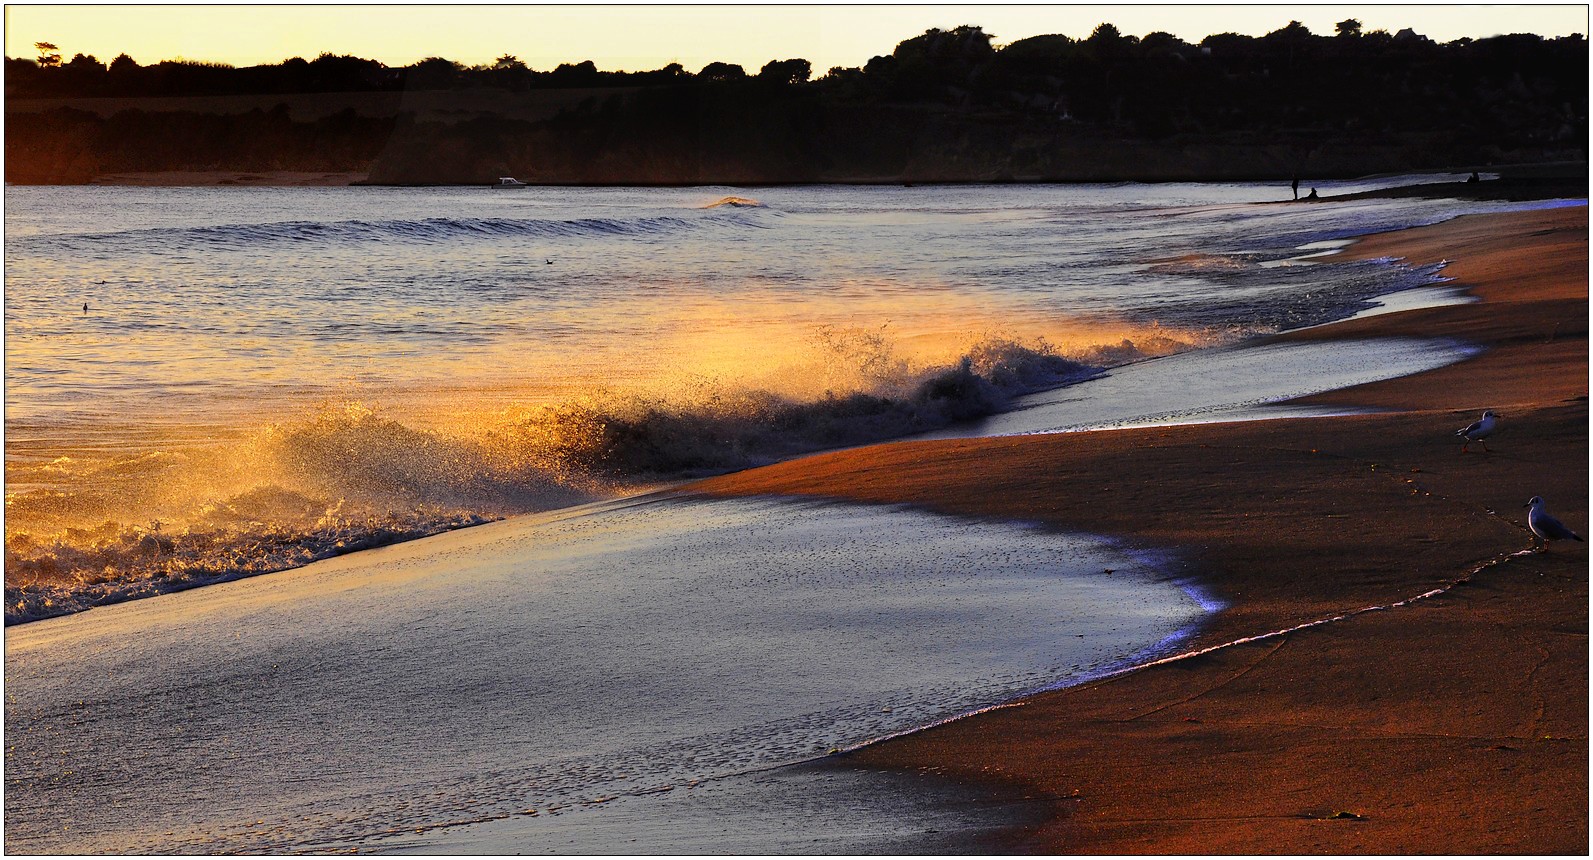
1291 175 1300 200
1467 171 1481 183
1305 188 1319 200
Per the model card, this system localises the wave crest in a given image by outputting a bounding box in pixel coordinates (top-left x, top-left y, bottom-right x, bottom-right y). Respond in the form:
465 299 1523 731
704 196 764 208
5 325 1193 624
489 332 1098 480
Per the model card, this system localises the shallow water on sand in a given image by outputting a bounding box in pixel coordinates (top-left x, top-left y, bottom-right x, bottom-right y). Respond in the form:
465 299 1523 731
4 495 1205 854
920 336 1483 438
377 760 1054 855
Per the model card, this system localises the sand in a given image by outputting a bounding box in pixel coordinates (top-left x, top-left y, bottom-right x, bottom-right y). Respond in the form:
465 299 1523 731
690 205 1589 853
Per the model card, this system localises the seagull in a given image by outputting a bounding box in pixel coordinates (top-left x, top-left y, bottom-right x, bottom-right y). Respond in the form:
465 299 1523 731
1525 496 1584 550
1456 409 1496 453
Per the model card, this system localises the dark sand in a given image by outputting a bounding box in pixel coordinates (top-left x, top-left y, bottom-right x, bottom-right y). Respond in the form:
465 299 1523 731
690 205 1588 853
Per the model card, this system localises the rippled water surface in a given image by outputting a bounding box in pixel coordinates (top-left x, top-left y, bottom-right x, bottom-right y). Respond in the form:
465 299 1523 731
7 179 1543 431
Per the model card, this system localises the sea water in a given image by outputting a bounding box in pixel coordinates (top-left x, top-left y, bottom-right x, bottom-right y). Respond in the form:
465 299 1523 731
4 178 1571 622
5 495 1205 853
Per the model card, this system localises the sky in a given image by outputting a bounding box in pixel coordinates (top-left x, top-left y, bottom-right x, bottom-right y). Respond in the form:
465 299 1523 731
5 4 1588 73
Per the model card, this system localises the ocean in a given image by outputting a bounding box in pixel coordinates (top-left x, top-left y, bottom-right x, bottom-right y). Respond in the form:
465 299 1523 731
2 178 1576 852
3 176 1555 623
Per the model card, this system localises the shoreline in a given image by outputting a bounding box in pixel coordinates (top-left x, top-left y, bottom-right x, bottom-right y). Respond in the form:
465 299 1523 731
689 204 1589 852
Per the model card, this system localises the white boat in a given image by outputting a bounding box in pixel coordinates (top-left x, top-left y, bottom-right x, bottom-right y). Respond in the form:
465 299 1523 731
493 177 527 188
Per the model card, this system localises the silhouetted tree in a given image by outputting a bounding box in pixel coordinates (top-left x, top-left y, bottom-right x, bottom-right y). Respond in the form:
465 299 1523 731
758 58 811 84
638 62 688 85
34 42 61 68
307 53 383 91
893 25 995 62
548 59 600 87
698 61 746 81
1267 20 1315 41
407 56 463 88
1336 19 1363 38
1140 31 1192 56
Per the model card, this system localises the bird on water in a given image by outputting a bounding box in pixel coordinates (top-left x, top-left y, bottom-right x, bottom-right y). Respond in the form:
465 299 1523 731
1524 496 1584 551
1456 409 1496 453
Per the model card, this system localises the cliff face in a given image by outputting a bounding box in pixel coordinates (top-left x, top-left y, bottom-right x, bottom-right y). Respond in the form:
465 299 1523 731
6 87 1584 186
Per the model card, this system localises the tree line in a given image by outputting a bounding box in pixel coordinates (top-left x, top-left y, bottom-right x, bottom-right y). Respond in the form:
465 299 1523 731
10 21 1587 125
8 41 817 97
6 21 1585 184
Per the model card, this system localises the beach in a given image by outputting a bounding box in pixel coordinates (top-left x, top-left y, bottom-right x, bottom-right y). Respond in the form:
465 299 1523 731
692 204 1589 852
5 187 1585 853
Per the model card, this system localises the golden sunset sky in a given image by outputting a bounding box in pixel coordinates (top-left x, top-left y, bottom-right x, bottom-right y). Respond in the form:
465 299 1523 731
5 4 1587 73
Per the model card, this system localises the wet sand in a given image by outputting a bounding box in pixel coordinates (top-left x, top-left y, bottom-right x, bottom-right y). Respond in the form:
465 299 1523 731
691 205 1588 853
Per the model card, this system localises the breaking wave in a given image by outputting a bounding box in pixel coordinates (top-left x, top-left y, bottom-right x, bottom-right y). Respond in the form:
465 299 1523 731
704 196 764 208
4 326 1180 625
494 332 1102 480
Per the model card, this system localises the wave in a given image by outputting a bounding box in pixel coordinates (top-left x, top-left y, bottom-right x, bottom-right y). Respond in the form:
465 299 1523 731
495 334 1102 480
703 196 764 208
28 210 767 252
5 506 492 625
5 325 1183 624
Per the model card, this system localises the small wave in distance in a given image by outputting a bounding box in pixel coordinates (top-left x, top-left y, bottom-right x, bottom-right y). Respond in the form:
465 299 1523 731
27 209 766 253
704 196 765 208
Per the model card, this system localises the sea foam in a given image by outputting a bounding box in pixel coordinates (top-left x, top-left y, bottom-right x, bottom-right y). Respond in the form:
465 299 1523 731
4 328 1127 624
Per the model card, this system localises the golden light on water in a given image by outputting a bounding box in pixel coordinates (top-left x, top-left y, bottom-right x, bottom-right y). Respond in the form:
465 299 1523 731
5 295 1202 585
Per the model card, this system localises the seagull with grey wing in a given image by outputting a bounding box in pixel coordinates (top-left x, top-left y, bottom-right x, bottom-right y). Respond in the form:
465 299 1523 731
1456 409 1496 453
1525 496 1584 551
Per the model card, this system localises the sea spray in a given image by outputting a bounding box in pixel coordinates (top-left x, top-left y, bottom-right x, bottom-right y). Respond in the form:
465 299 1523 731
3 328 1145 624
5 507 492 625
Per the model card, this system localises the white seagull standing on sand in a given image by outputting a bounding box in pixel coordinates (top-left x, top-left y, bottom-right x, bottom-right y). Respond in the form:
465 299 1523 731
1525 496 1584 551
1456 409 1496 453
